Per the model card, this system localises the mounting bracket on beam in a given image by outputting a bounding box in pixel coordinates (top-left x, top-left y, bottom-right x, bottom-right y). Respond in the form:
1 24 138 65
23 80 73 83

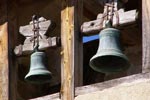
14 16 61 56
81 0 137 36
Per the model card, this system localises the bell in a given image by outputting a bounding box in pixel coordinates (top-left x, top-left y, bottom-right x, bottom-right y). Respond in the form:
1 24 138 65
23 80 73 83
25 51 52 84
89 28 130 73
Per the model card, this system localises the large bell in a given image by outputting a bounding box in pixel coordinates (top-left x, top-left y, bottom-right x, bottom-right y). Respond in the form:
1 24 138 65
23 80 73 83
89 28 130 73
25 51 52 84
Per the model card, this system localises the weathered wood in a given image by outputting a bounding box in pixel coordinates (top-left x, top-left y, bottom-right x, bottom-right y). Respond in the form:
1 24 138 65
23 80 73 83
74 0 83 87
81 9 137 35
7 0 18 99
30 72 150 100
61 0 83 99
0 23 9 100
19 18 52 37
14 17 60 56
142 0 150 73
83 0 128 20
14 37 60 56
0 0 9 100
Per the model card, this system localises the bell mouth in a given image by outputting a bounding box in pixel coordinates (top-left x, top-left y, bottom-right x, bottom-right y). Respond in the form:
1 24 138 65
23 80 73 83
25 70 52 84
90 55 130 73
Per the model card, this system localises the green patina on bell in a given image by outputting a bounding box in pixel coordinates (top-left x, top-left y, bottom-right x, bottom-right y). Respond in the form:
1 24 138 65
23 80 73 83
89 28 130 73
25 51 52 84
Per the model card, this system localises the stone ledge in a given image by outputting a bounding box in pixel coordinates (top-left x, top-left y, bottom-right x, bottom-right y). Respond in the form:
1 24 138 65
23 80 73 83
31 72 150 100
75 72 150 95
75 73 150 100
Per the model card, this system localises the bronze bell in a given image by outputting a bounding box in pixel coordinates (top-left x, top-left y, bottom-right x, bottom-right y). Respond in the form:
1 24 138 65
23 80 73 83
89 28 130 73
25 51 52 84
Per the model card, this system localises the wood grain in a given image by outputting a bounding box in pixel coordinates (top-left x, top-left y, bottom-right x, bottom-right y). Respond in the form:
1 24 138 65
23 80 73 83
7 0 20 99
61 0 83 100
61 3 74 100
0 23 9 100
14 37 60 56
81 9 137 35
0 0 9 100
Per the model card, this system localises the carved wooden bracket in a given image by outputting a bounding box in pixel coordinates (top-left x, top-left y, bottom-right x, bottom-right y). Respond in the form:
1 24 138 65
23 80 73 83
81 9 137 35
14 17 61 56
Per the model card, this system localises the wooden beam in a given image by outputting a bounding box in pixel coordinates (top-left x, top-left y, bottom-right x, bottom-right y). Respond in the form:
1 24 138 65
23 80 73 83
81 9 137 35
14 18 60 56
83 0 128 20
74 1 83 87
61 0 83 100
14 37 60 56
0 0 9 100
142 0 150 73
7 0 18 100
0 23 9 100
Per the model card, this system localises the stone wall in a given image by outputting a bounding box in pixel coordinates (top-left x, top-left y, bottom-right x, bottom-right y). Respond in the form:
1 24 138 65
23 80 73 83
75 73 150 100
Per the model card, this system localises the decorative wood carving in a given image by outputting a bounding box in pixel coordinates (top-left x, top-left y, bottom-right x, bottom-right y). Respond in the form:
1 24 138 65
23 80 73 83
81 9 137 35
14 17 61 56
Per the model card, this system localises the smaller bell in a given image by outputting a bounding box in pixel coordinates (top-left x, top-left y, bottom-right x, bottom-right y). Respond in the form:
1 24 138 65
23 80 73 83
25 51 52 84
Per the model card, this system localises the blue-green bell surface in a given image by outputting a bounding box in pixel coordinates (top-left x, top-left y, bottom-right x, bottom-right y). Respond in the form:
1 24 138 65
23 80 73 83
89 28 130 73
25 51 52 84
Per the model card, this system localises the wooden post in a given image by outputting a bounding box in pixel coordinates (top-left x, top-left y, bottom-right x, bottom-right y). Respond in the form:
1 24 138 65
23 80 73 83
142 0 150 73
0 0 18 100
7 0 18 100
0 0 9 100
0 23 9 100
61 0 83 100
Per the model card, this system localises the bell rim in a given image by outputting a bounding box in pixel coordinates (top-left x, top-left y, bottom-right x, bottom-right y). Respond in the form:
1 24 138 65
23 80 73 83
89 51 130 73
25 70 52 84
